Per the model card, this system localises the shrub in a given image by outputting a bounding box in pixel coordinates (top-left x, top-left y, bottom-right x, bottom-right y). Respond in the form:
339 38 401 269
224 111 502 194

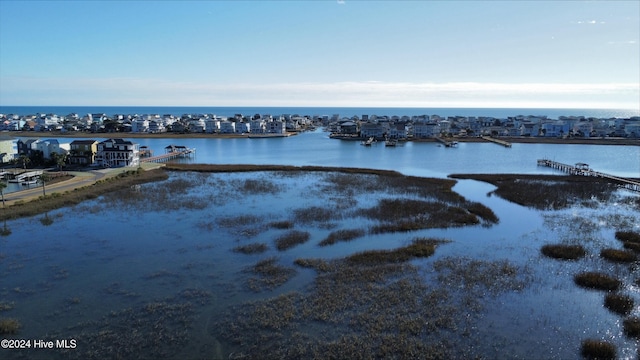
541 244 586 260
580 339 616 359
604 293 634 315
574 272 621 291
600 248 636 263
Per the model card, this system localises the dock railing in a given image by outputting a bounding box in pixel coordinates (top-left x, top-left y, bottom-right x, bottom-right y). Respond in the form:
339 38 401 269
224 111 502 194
537 159 640 192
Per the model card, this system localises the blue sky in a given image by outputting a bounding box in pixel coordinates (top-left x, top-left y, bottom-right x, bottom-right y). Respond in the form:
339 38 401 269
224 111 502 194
1 0 638 109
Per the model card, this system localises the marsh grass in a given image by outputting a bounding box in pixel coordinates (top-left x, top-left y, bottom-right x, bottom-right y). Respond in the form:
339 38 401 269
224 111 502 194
361 198 480 234
623 317 640 339
600 248 637 263
275 230 311 251
319 229 366 246
434 257 528 296
241 178 278 194
580 339 616 360
622 242 640 252
293 206 339 224
246 257 297 291
541 244 587 260
233 243 268 254
451 174 616 210
604 293 634 315
346 238 438 265
615 231 640 243
574 272 621 291
269 220 294 229
217 238 529 359
217 215 262 228
0 318 21 334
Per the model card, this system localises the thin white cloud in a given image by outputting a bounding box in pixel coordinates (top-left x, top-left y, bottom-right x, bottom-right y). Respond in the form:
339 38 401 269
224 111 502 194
1 77 638 110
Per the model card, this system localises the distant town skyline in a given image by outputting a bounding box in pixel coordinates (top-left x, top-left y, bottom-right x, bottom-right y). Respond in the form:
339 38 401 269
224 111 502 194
0 1 638 110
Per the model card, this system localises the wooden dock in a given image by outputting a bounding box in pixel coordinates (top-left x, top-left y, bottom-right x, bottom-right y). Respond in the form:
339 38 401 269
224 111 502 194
481 136 512 147
141 147 195 163
435 137 458 147
537 159 640 193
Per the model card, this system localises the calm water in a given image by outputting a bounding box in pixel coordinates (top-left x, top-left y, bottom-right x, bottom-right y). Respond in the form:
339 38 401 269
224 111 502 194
2 129 640 359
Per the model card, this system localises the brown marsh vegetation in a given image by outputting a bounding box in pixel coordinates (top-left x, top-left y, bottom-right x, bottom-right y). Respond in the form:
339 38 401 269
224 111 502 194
615 230 640 243
541 244 587 260
319 228 366 246
574 272 621 291
217 242 530 359
274 230 311 251
580 339 616 360
345 238 440 265
603 293 635 315
246 257 297 292
622 317 640 339
599 248 637 263
233 243 268 254
0 318 21 334
451 174 618 210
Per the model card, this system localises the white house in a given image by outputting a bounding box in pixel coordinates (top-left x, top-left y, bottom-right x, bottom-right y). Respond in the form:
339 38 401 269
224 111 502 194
96 139 140 167
413 121 440 138
219 120 236 134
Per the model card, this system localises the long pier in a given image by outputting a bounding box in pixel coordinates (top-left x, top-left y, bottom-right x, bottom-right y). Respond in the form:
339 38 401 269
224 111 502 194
481 136 512 147
537 159 640 193
140 147 195 163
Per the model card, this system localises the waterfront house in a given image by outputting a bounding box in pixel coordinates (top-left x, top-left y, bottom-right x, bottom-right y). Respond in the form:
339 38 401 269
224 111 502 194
205 118 221 134
412 121 440 138
34 139 70 160
250 119 266 134
69 140 98 166
625 121 640 138
131 116 150 133
360 122 384 139
388 123 408 139
219 120 236 134
519 122 540 137
235 121 250 134
0 136 17 163
267 119 286 134
96 139 140 168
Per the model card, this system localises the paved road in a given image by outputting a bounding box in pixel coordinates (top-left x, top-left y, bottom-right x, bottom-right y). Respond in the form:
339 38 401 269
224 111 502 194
3 169 114 206
2 163 165 206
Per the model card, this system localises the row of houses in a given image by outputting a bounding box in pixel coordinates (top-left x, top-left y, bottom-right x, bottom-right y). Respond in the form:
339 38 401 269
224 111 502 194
0 112 320 134
0 137 140 168
329 114 640 139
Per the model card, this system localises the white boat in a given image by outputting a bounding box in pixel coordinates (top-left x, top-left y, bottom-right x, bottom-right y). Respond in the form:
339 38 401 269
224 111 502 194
21 179 38 185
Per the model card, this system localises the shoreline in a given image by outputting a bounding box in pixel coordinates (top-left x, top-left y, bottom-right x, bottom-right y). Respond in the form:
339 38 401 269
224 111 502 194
2 162 630 221
4 130 638 145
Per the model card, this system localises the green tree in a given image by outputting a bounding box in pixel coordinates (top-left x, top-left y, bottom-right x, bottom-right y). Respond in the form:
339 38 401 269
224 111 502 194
0 181 6 208
40 172 51 196
18 155 30 169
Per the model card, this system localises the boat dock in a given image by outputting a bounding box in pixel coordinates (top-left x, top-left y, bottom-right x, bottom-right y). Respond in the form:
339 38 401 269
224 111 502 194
7 170 44 183
537 159 640 193
140 145 195 163
481 136 512 147
435 137 458 147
